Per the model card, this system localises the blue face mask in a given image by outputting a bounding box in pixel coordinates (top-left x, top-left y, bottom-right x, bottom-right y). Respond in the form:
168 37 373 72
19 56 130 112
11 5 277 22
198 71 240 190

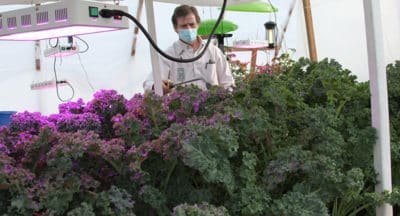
178 28 197 43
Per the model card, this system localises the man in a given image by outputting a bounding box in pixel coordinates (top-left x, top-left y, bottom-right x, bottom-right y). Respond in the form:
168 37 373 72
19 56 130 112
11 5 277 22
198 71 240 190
144 5 234 94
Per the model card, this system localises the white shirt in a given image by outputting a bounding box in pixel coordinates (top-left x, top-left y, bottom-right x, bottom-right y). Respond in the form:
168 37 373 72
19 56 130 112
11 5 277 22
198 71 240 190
143 37 234 91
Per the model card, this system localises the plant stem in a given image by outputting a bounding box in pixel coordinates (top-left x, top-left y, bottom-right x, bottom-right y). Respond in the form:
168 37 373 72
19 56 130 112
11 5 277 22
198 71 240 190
162 159 177 192
103 157 121 174
335 99 348 118
150 107 161 135
258 138 268 165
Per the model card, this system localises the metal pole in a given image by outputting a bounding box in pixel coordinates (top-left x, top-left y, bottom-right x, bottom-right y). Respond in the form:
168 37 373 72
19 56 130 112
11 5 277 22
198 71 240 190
145 0 163 96
302 0 317 61
363 0 393 215
274 0 297 59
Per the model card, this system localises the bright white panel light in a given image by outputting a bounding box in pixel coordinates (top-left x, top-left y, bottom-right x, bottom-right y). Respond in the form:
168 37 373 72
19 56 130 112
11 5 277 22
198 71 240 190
0 26 118 41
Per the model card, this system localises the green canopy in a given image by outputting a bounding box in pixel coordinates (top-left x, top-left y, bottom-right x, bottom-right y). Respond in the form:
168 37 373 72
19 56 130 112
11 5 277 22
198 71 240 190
197 19 238 36
225 1 278 13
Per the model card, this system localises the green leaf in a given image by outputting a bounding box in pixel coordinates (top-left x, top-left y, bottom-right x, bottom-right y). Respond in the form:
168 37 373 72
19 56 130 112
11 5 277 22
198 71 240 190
172 202 230 216
269 191 329 216
95 186 135 216
140 185 168 215
67 202 96 216
181 135 236 193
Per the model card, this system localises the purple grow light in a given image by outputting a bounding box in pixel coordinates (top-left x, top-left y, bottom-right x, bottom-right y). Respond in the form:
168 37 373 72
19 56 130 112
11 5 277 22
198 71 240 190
0 26 119 41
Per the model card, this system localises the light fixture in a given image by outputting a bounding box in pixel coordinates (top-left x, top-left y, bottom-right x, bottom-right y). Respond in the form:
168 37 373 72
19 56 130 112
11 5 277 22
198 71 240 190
198 19 238 52
0 0 129 41
264 21 276 48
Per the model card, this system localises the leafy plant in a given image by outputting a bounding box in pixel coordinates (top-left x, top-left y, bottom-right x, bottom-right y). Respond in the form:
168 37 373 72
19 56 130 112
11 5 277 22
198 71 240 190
269 191 329 216
2 57 399 215
172 202 230 216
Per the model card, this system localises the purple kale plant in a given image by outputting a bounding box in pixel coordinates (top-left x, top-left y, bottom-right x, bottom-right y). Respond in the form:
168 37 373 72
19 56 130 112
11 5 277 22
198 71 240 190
162 88 210 123
58 98 85 114
48 112 101 133
84 89 128 138
112 112 147 147
84 89 128 119
8 111 53 134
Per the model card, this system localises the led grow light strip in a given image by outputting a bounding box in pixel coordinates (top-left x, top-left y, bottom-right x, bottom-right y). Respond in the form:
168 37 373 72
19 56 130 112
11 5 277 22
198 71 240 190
0 26 119 41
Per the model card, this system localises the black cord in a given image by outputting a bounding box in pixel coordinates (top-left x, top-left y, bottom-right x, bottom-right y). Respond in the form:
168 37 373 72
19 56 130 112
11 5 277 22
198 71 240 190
99 0 228 63
267 0 279 44
49 38 59 48
267 0 277 25
53 57 75 102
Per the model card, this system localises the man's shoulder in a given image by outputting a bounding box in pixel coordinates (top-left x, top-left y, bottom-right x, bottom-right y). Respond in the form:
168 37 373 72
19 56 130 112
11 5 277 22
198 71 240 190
165 42 176 52
163 41 181 55
201 40 218 50
202 42 225 58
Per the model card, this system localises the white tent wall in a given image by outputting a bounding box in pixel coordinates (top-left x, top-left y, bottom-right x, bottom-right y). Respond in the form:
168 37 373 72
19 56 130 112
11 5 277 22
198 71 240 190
0 0 399 114
380 0 400 66
309 0 369 80
299 0 400 82
0 41 40 112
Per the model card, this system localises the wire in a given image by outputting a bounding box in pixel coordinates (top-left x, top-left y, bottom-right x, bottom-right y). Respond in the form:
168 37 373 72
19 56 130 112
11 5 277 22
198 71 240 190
53 57 75 102
267 0 279 44
71 36 94 91
99 0 228 63
73 36 89 53
77 53 95 92
267 0 278 26
48 38 59 48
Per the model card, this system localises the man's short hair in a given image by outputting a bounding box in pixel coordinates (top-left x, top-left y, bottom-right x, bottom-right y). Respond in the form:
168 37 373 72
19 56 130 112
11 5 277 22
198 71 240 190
171 5 201 28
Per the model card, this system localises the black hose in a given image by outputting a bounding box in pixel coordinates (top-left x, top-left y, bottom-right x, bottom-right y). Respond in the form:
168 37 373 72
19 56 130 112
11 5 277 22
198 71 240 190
99 0 227 63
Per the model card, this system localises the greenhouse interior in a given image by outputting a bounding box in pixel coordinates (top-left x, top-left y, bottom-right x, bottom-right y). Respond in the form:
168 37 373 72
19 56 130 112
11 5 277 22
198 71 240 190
0 0 400 215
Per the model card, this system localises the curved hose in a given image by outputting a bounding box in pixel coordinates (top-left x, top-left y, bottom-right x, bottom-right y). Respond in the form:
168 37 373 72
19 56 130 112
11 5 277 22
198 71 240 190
100 0 227 63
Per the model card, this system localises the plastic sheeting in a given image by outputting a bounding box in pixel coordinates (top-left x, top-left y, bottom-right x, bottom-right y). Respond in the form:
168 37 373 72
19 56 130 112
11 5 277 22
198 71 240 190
0 0 122 5
154 0 257 6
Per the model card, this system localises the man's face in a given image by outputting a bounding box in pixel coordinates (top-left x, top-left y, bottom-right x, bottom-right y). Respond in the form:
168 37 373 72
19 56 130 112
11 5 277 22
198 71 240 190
175 13 199 32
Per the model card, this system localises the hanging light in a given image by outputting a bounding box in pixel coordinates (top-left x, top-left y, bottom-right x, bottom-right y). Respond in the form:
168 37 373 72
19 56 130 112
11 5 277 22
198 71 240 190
0 0 129 41
264 21 276 48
